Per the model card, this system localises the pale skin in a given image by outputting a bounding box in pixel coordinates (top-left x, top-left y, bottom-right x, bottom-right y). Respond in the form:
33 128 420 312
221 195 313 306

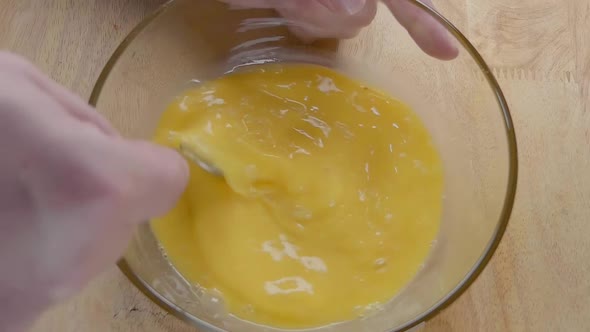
0 1 456 330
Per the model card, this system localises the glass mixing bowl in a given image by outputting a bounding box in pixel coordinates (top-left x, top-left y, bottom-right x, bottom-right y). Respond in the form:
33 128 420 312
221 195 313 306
90 0 518 331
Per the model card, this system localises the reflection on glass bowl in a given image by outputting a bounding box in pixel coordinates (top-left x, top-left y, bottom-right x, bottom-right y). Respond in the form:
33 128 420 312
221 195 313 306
90 0 517 331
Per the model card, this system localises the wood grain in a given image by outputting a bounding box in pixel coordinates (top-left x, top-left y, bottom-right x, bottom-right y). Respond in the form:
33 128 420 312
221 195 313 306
1 0 589 331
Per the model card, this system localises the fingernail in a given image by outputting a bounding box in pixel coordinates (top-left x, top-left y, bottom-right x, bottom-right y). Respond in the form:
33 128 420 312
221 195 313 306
331 0 367 15
414 22 460 61
435 28 460 60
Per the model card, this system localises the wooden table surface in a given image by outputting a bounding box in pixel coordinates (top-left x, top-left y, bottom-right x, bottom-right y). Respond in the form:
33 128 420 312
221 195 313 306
2 0 589 331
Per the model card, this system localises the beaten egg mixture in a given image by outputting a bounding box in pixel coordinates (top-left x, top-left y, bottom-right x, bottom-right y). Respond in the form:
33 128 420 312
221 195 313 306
152 64 443 328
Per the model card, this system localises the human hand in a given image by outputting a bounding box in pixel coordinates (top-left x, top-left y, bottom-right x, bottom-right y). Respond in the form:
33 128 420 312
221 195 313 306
221 0 458 60
0 53 188 331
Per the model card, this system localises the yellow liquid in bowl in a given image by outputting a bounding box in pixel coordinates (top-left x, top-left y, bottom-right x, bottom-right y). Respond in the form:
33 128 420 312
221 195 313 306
152 63 443 328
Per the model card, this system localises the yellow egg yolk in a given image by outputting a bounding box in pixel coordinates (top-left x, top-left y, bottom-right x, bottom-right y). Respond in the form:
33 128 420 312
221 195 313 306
151 63 443 328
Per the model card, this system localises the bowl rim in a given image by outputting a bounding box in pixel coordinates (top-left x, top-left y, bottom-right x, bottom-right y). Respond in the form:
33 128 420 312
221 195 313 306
89 1 518 331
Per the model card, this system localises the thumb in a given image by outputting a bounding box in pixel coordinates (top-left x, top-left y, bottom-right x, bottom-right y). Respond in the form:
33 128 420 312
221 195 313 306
385 0 459 60
114 140 189 223
40 140 188 306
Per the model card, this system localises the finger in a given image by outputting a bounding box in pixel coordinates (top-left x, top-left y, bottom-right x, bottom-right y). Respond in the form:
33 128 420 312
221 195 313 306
385 0 458 60
29 130 189 297
72 140 188 295
105 139 190 223
0 52 118 136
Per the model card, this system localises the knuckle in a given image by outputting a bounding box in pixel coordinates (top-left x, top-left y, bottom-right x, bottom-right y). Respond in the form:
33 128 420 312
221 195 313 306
348 0 377 25
98 178 129 210
83 170 132 215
